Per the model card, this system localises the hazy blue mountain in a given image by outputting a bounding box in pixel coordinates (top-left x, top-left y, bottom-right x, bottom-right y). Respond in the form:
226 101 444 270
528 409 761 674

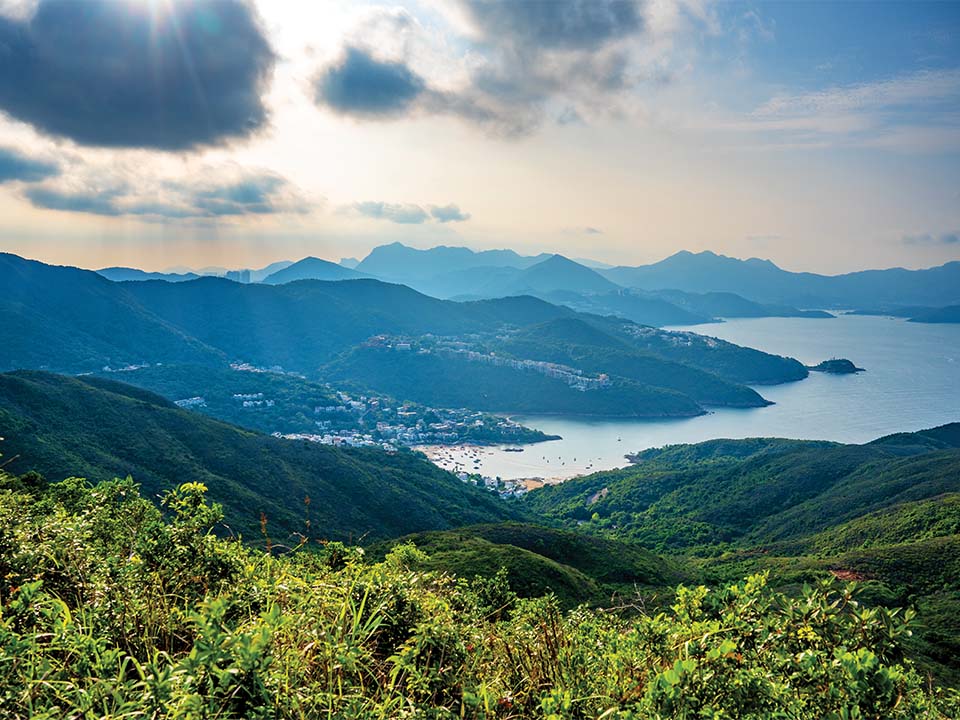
0 253 223 372
419 255 621 300
511 254 620 294
653 289 834 319
262 256 368 284
536 289 713 326
97 267 200 282
355 242 552 282
602 250 960 308
339 257 360 269
909 304 960 324
235 259 295 283
0 253 807 418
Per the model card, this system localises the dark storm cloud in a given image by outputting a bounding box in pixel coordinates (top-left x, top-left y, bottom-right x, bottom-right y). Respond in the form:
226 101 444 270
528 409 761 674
354 201 430 224
316 47 426 117
0 146 59 183
0 0 275 150
430 204 471 223
459 0 643 51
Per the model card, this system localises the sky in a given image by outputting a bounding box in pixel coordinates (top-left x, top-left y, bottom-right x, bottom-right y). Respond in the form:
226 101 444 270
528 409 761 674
0 0 958 274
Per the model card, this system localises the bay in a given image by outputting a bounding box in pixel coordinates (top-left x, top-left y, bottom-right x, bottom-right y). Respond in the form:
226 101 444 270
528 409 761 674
420 315 960 481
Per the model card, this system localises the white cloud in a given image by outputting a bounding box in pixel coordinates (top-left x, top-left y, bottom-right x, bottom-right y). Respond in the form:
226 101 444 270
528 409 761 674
756 69 960 117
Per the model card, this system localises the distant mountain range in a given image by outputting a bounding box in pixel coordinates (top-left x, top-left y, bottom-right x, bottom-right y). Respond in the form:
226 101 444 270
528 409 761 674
261 256 367 284
91 243 960 325
602 250 960 309
97 259 293 284
97 267 201 283
0 252 808 418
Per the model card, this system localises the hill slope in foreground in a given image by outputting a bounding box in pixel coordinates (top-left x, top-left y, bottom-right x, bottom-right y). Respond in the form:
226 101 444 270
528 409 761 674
0 370 519 541
524 425 960 682
2 467 958 717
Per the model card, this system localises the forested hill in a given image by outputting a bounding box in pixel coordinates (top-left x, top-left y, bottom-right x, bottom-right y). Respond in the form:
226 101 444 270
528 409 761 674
524 427 960 552
0 370 521 541
523 425 960 681
0 252 224 372
0 253 809 418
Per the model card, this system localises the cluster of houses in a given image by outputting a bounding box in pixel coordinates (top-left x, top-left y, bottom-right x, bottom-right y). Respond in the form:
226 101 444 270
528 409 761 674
366 333 611 392
435 347 611 391
455 471 530 498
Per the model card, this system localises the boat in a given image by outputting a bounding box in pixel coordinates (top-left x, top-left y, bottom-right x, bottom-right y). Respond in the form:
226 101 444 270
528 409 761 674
503 447 524 453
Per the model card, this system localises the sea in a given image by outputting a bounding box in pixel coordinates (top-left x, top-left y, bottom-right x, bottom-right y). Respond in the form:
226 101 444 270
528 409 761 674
418 314 960 481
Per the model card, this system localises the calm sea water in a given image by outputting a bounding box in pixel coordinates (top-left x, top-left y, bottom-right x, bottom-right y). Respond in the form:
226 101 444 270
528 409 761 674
422 315 960 481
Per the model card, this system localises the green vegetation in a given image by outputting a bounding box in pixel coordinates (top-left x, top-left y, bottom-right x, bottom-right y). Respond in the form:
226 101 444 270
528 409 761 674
92 363 555 444
523 426 960 683
809 358 864 374
1 473 956 718
367 523 691 609
0 371 520 541
1 253 808 419
324 345 705 418
494 318 771 407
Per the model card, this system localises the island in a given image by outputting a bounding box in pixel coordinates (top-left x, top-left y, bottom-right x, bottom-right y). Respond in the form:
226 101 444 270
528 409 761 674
808 358 865 374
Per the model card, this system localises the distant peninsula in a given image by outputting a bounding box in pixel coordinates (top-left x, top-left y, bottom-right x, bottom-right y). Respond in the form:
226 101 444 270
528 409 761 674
808 358 864 374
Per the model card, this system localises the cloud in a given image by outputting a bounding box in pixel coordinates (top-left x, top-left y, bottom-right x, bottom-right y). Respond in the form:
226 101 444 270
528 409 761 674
349 200 471 224
353 201 430 224
191 176 291 216
756 70 960 118
23 170 307 219
0 146 58 183
430 204 471 223
309 0 696 136
24 186 123 215
316 46 426 117
584 226 603 234
458 0 642 51
0 0 275 150
903 233 960 245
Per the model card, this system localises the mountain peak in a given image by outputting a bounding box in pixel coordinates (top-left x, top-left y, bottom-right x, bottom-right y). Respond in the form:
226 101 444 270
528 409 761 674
261 256 365 285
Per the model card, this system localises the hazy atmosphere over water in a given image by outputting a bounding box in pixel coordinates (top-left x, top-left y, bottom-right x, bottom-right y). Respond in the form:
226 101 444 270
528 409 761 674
1 0 959 272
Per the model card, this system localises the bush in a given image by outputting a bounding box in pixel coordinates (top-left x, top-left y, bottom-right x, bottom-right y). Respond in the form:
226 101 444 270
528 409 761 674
0 472 956 718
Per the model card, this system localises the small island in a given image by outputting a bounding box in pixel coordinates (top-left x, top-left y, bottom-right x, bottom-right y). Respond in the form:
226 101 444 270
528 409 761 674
808 358 865 374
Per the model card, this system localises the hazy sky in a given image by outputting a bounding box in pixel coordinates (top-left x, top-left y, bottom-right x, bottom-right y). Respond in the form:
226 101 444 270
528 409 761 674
0 0 958 273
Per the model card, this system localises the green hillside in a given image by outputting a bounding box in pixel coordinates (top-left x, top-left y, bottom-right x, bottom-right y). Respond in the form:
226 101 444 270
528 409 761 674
495 318 771 407
2 472 955 717
523 426 960 682
367 522 690 608
0 254 809 419
0 252 223 372
0 371 520 541
323 345 705 418
523 429 960 552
